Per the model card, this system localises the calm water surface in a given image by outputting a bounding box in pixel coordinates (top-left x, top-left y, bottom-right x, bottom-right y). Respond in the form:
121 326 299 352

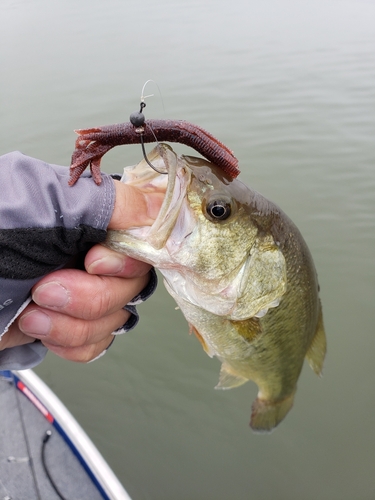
1 1 375 499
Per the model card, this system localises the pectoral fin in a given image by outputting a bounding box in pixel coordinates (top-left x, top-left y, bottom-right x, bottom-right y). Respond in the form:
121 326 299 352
215 363 248 390
305 301 326 376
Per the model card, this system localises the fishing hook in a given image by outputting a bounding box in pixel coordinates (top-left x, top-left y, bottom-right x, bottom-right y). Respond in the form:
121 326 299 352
129 85 167 175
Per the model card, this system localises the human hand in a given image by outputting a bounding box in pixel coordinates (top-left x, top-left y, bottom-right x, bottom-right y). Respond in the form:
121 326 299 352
2 181 163 362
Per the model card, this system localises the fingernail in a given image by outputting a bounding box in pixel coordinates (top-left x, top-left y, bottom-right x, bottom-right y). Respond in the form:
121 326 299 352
19 310 51 336
33 282 69 308
87 254 124 275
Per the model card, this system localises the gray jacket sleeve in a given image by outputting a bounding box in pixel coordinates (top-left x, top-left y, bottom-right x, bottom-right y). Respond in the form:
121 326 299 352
0 151 156 369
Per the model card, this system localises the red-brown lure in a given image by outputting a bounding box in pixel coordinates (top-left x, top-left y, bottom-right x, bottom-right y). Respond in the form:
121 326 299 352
69 119 240 185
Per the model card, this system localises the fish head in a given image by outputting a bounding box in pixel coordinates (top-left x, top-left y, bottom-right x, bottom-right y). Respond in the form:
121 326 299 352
107 144 287 320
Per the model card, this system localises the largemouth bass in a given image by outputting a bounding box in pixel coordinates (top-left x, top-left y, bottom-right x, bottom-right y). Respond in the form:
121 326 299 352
107 144 326 432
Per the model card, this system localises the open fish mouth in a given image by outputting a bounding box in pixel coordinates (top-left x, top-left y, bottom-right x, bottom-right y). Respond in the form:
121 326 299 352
110 143 192 250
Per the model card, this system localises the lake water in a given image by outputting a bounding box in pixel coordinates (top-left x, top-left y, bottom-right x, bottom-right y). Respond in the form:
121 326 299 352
1 0 375 498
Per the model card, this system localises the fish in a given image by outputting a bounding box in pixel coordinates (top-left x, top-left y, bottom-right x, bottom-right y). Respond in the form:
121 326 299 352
106 143 327 432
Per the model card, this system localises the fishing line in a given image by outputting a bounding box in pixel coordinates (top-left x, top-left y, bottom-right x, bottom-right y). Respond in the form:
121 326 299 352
129 81 168 175
140 79 165 114
41 430 69 500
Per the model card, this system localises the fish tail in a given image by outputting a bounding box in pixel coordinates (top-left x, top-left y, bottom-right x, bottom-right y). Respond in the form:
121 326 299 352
250 390 295 432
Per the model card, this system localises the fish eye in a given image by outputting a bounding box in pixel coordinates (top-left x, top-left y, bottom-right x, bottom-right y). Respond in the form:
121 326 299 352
205 197 232 221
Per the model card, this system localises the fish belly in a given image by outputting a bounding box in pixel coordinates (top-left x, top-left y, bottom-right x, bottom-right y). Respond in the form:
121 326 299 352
163 277 326 433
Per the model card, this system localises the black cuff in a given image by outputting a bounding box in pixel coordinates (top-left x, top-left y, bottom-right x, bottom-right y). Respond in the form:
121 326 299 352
113 268 158 334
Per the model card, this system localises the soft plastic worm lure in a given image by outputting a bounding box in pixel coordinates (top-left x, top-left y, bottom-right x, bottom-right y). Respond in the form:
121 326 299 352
69 112 240 185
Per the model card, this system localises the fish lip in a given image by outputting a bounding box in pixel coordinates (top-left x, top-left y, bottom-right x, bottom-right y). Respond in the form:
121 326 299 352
146 145 192 249
119 143 192 250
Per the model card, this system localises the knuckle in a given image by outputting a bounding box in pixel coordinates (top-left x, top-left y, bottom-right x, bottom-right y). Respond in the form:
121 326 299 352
54 321 91 348
73 341 110 364
83 287 113 320
72 322 92 347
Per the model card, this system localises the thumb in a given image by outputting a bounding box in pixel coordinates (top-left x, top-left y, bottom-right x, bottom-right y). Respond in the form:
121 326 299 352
108 180 163 230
